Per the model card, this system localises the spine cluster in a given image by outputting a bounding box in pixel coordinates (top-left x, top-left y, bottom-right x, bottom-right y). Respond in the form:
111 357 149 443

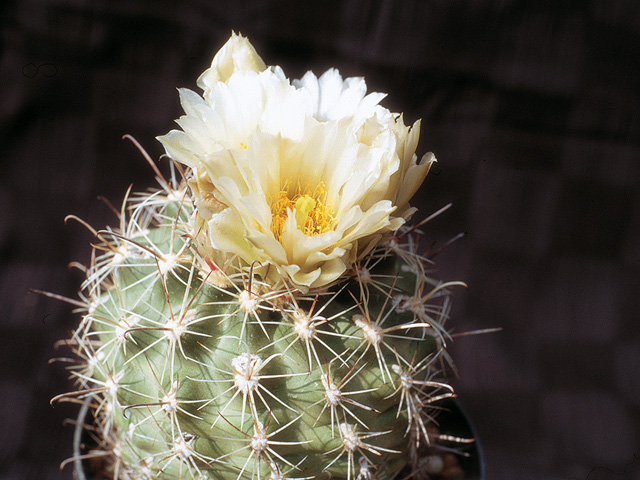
54 144 470 480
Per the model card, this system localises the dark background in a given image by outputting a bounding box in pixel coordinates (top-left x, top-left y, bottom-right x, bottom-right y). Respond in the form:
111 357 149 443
2 1 639 479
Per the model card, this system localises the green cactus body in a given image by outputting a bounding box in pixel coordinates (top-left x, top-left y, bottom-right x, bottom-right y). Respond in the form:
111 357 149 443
59 172 463 480
53 33 472 480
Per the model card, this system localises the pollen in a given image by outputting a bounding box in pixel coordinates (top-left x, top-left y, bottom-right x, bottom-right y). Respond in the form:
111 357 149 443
269 180 335 239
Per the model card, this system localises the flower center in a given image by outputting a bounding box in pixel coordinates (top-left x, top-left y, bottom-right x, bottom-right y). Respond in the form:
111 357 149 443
269 181 335 239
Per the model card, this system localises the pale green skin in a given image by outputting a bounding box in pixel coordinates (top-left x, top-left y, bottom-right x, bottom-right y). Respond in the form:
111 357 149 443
76 200 448 480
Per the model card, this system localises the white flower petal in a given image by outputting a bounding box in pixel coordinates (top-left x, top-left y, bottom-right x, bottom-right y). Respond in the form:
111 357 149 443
294 69 386 125
197 32 266 99
156 130 205 168
395 151 434 209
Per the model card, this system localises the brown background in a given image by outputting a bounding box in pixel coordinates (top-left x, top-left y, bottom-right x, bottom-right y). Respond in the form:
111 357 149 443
1 1 639 479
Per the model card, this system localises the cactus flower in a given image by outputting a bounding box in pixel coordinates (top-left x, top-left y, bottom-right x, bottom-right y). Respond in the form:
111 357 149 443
158 33 434 290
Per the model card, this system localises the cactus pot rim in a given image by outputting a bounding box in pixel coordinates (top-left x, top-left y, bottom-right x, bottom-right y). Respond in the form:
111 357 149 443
72 397 484 480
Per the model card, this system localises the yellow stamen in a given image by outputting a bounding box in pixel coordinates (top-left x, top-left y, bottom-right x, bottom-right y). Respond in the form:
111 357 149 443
269 181 335 239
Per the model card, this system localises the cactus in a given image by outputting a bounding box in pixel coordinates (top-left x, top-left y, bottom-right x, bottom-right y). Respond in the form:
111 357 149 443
53 34 472 480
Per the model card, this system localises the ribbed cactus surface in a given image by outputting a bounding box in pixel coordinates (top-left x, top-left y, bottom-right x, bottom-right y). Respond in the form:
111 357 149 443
57 167 464 480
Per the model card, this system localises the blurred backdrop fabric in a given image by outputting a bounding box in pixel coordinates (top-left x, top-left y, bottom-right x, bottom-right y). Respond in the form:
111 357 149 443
2 1 640 479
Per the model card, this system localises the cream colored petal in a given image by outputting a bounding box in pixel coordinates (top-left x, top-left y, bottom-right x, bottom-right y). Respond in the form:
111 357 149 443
173 113 221 155
308 256 350 288
278 118 357 201
357 113 385 146
245 231 289 265
382 117 420 201
244 131 283 195
201 150 251 200
278 211 303 260
332 205 364 237
298 248 349 284
283 249 349 289
201 135 278 205
337 200 396 247
204 75 265 146
197 33 266 99
397 118 421 167
290 232 345 268
293 69 386 124
170 89 226 153
293 230 343 259
261 81 311 142
277 214 346 273
352 151 401 213
394 152 435 209
334 147 399 216
156 130 204 168
313 69 360 119
280 263 316 288
239 193 272 233
178 88 213 119
206 208 261 263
